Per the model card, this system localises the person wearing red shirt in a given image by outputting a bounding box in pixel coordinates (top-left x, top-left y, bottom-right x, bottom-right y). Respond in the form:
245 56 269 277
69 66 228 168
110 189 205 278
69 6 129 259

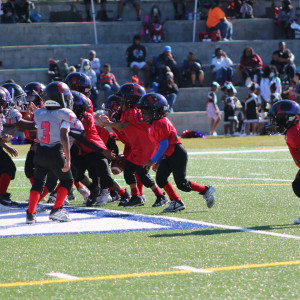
137 93 216 213
269 100 300 224
100 83 169 207
100 64 120 100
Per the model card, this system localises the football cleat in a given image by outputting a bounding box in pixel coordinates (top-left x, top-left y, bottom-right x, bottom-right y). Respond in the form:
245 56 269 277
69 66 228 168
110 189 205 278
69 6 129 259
68 187 76 201
294 217 300 225
49 207 71 222
152 193 169 207
78 185 90 203
110 190 121 202
163 200 185 213
124 195 144 207
36 204 47 213
86 184 100 207
64 196 70 206
26 210 36 224
47 191 57 203
95 189 112 206
118 190 130 206
203 185 215 208
0 193 18 206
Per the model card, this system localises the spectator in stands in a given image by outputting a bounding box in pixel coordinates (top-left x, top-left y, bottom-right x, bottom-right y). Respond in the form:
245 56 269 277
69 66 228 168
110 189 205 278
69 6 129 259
88 50 101 79
80 59 99 110
149 5 165 43
182 52 204 87
68 66 77 74
1 0 16 23
131 75 143 86
278 0 295 39
156 45 180 85
15 0 31 23
84 0 111 22
206 0 233 41
172 0 186 20
289 72 300 104
239 47 263 85
100 64 120 100
206 81 221 136
260 65 282 109
271 41 296 83
115 0 141 21
126 35 150 88
158 70 179 112
211 48 234 85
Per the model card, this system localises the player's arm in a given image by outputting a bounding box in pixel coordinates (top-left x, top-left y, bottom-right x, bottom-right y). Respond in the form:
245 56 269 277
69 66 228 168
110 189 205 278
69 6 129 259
15 119 36 131
143 139 169 168
2 143 18 157
95 114 129 131
60 128 71 172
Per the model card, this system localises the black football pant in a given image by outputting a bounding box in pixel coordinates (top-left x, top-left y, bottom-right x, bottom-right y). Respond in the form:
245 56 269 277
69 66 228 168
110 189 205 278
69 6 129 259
292 169 300 198
31 144 73 194
123 160 155 188
156 144 192 192
0 147 16 179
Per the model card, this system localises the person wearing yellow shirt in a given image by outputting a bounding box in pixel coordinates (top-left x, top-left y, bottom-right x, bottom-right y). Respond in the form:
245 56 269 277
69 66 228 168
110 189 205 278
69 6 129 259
206 0 233 41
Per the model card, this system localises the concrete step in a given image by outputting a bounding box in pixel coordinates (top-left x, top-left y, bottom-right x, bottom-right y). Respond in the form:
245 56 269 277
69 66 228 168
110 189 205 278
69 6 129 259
1 40 299 71
0 18 277 46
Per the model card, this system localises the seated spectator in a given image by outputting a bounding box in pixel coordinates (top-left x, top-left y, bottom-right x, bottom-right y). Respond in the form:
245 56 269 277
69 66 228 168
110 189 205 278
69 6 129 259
206 0 233 41
88 50 101 79
158 70 179 112
278 0 295 39
271 41 296 84
149 5 165 43
270 82 282 105
68 66 77 74
206 82 221 136
211 48 234 85
126 35 150 88
131 75 143 86
100 64 120 100
80 59 99 110
227 1 254 19
172 0 186 20
182 52 204 87
115 0 141 21
289 72 300 104
156 46 180 85
15 0 31 23
259 65 282 109
84 0 111 21
1 0 16 23
239 47 263 85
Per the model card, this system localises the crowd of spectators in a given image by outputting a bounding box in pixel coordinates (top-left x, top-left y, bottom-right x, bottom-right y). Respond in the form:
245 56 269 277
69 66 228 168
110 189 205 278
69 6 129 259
1 0 32 23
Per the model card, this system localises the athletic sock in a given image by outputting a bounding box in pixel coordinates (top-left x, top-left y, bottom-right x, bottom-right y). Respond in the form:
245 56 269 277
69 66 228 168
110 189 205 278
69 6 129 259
29 177 34 185
131 187 140 196
0 174 11 195
118 188 126 196
53 186 68 209
163 182 180 201
28 190 40 214
74 181 83 189
136 174 144 195
152 186 163 196
190 181 207 194
39 187 49 202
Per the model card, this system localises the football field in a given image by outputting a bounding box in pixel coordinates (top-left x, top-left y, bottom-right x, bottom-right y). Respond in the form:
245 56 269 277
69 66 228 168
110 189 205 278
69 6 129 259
1 136 299 299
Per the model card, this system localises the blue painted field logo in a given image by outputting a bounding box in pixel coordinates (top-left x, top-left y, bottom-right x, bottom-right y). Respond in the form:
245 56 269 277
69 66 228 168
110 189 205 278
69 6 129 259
0 207 216 238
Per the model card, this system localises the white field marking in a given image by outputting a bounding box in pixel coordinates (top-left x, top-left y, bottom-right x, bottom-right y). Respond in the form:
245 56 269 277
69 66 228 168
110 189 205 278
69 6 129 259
102 209 300 240
173 266 213 274
186 176 291 182
189 158 291 161
46 272 79 279
248 173 269 176
17 167 24 172
188 149 288 155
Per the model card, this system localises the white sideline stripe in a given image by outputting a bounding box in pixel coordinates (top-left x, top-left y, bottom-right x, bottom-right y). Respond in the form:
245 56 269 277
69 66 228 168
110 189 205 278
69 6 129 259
46 272 79 279
187 176 291 182
190 158 291 161
173 266 213 274
103 209 300 240
188 149 288 155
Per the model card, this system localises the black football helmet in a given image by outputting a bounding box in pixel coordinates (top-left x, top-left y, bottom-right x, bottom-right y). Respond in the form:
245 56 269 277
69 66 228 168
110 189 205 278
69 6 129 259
71 91 90 120
43 81 73 110
64 72 92 96
1 83 27 111
0 87 12 114
269 100 300 134
24 82 46 106
103 94 122 121
117 83 146 108
137 93 169 123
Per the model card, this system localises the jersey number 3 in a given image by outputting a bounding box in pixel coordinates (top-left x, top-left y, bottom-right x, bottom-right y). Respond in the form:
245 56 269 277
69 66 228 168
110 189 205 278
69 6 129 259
41 121 50 144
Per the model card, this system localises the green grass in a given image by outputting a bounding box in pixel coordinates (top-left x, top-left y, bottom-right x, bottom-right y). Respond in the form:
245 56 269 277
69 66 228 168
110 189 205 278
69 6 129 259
1 136 299 299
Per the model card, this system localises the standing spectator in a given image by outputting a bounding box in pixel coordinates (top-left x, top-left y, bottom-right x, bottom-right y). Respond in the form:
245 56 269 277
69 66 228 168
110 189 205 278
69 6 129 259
149 5 165 43
84 0 111 22
260 65 282 108
182 52 204 87
100 64 120 100
289 72 300 104
271 41 296 83
206 0 233 41
1 0 16 23
15 0 31 23
158 71 179 112
88 50 101 78
206 82 221 136
270 82 282 105
211 48 234 85
115 0 141 21
172 0 186 20
278 0 295 39
80 59 99 110
239 47 263 85
126 35 150 88
156 46 180 85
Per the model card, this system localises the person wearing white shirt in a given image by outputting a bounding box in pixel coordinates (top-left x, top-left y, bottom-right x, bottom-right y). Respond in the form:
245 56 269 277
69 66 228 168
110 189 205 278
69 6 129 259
88 50 101 77
211 48 234 84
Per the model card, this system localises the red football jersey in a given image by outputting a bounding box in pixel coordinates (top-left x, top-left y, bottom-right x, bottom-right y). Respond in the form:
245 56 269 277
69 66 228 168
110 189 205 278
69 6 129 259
285 123 300 167
77 112 107 155
149 117 182 158
86 97 94 115
112 128 131 159
121 108 155 165
95 125 110 145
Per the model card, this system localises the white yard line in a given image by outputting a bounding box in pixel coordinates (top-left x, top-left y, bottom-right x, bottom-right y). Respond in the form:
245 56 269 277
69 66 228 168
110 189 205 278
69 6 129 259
173 266 213 274
46 272 79 279
186 176 291 182
188 149 288 155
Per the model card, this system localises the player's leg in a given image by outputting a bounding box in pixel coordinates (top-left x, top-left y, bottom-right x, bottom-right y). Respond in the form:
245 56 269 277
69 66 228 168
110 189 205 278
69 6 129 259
291 170 300 224
24 145 35 185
